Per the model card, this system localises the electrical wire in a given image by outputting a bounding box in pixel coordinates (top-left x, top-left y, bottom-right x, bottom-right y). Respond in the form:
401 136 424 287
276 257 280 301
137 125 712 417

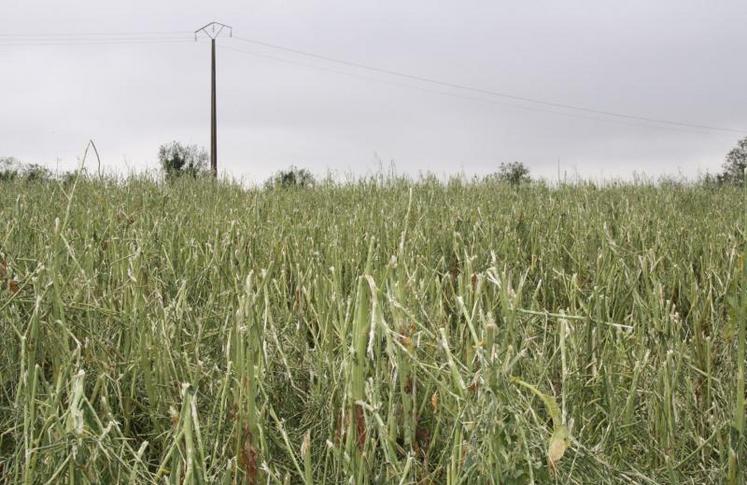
0 31 192 37
0 31 193 46
221 44 721 135
0 39 194 47
0 29 742 135
232 35 745 134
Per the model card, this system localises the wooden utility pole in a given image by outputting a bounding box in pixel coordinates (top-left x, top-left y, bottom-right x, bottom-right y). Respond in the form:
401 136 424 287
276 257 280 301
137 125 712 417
195 22 232 178
210 38 217 176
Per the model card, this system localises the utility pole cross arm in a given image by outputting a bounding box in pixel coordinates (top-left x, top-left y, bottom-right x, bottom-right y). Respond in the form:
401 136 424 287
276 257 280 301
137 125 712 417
194 21 232 40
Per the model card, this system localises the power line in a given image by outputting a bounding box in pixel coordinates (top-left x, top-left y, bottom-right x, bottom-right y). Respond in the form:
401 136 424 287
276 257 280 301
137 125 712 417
222 45 720 135
1 29 742 135
0 31 191 37
0 31 193 47
232 35 745 135
0 38 193 47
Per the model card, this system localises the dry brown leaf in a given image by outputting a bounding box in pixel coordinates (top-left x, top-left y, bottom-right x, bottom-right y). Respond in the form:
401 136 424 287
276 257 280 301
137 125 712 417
354 404 367 449
7 280 19 295
239 426 258 484
399 334 413 349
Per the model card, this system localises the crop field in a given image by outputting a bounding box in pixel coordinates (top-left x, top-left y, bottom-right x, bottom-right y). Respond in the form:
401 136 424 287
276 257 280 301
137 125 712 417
0 176 745 483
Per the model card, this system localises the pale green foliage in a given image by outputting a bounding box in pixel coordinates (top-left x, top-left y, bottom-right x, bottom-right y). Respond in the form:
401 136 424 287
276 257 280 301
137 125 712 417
0 157 51 182
489 161 531 185
0 156 20 181
720 136 747 185
158 141 209 179
264 165 316 189
0 176 744 483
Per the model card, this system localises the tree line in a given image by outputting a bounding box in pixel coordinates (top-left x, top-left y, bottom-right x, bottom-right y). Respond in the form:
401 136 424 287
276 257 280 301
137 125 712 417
3 136 747 186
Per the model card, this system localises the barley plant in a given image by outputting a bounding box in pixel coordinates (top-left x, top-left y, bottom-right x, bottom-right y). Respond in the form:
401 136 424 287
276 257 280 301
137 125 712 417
0 174 745 484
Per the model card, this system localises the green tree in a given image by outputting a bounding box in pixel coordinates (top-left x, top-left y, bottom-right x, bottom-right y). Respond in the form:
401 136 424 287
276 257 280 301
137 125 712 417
489 161 531 186
158 141 209 179
0 157 50 182
719 136 747 185
0 157 20 182
23 164 51 182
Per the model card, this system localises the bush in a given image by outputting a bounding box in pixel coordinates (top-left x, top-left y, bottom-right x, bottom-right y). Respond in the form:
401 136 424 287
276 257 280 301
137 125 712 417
0 157 20 182
158 142 209 179
0 157 50 183
487 161 532 186
264 166 316 189
719 136 747 185
24 164 51 182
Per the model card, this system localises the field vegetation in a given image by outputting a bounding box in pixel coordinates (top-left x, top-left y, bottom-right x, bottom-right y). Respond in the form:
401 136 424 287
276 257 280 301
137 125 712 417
0 174 745 483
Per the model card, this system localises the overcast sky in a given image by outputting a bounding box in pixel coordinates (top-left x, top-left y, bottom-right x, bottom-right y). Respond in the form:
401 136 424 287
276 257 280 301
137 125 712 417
2 0 746 183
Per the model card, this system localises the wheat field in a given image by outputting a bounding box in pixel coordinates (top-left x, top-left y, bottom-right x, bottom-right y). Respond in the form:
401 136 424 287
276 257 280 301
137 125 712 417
0 176 745 483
